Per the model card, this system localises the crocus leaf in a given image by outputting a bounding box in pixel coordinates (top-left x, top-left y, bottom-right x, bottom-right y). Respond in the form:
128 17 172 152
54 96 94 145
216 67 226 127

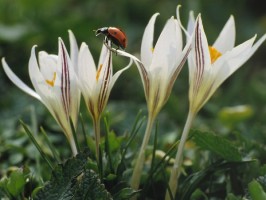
192 129 242 162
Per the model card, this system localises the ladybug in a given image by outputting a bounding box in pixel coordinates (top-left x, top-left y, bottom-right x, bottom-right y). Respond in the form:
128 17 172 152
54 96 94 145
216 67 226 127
95 27 127 50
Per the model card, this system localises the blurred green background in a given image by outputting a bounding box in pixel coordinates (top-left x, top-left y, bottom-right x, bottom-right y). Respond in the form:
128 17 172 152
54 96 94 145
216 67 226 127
0 0 266 175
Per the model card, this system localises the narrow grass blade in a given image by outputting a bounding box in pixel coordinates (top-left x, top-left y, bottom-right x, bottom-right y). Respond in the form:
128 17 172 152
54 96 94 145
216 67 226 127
20 120 54 170
40 127 61 163
121 110 145 160
104 117 114 173
79 113 89 148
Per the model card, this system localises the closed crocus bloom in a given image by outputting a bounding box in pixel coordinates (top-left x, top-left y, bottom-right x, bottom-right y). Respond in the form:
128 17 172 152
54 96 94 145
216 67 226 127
166 14 266 199
2 31 80 156
77 42 132 160
130 12 191 191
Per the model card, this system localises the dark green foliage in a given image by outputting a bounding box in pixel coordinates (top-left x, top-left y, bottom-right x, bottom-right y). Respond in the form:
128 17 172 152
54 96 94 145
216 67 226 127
192 130 242 162
179 160 253 200
0 166 31 199
34 150 112 200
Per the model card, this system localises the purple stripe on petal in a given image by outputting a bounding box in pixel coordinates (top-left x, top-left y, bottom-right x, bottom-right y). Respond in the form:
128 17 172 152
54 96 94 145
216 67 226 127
194 20 205 96
60 42 71 117
98 51 112 113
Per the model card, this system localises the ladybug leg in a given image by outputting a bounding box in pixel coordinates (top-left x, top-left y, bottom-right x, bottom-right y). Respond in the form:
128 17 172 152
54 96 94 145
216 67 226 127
115 47 119 55
103 36 109 46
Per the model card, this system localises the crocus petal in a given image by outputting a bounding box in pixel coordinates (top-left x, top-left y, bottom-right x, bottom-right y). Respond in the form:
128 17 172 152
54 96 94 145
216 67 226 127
187 11 196 36
67 30 80 126
189 15 212 89
151 17 180 76
176 5 191 40
98 43 109 67
188 15 215 113
68 30 79 71
141 13 159 68
116 49 150 98
166 37 192 100
57 38 71 117
214 33 266 89
28 46 60 120
97 50 112 113
2 57 42 101
78 43 97 92
244 33 266 60
58 37 80 126
28 46 52 103
110 58 133 90
38 51 58 84
213 15 235 53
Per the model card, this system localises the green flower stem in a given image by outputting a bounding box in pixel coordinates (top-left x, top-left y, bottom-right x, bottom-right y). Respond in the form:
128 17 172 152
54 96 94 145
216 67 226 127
93 116 101 162
166 110 195 200
131 114 155 191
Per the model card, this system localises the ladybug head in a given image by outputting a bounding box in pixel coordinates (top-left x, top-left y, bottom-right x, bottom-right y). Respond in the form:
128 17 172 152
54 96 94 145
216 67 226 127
95 27 109 36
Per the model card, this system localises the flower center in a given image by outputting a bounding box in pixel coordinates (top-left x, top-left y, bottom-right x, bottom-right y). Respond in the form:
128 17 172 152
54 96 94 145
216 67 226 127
209 46 222 64
45 72 57 87
96 64 103 81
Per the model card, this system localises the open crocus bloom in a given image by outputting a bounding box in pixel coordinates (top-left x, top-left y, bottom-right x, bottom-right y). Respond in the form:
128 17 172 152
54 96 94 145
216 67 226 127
166 13 266 200
188 13 266 114
77 43 131 121
2 31 80 156
137 13 191 118
77 42 132 159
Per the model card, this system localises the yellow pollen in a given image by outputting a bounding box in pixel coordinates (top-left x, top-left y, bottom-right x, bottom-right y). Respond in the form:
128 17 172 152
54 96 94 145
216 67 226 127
45 72 57 87
96 64 103 81
209 46 222 64
151 47 154 53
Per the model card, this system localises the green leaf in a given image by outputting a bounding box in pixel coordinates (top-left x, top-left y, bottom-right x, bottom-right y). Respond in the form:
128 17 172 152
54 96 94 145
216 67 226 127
112 188 137 200
226 193 242 200
0 176 10 198
180 160 252 200
192 130 242 161
74 169 113 200
248 180 266 200
6 169 26 197
35 150 112 200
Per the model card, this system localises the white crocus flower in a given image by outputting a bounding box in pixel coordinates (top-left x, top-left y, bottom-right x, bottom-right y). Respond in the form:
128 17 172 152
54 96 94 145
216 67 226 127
77 42 132 160
167 14 266 199
2 31 80 156
130 13 191 191
139 13 191 118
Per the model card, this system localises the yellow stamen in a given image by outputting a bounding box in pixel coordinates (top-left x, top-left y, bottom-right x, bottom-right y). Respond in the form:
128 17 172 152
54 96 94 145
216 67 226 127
209 46 222 64
45 72 57 87
96 64 103 81
151 47 154 53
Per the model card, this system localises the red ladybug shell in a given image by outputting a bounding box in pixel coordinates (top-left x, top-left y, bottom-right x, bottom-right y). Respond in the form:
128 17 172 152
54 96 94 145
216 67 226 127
107 27 127 49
